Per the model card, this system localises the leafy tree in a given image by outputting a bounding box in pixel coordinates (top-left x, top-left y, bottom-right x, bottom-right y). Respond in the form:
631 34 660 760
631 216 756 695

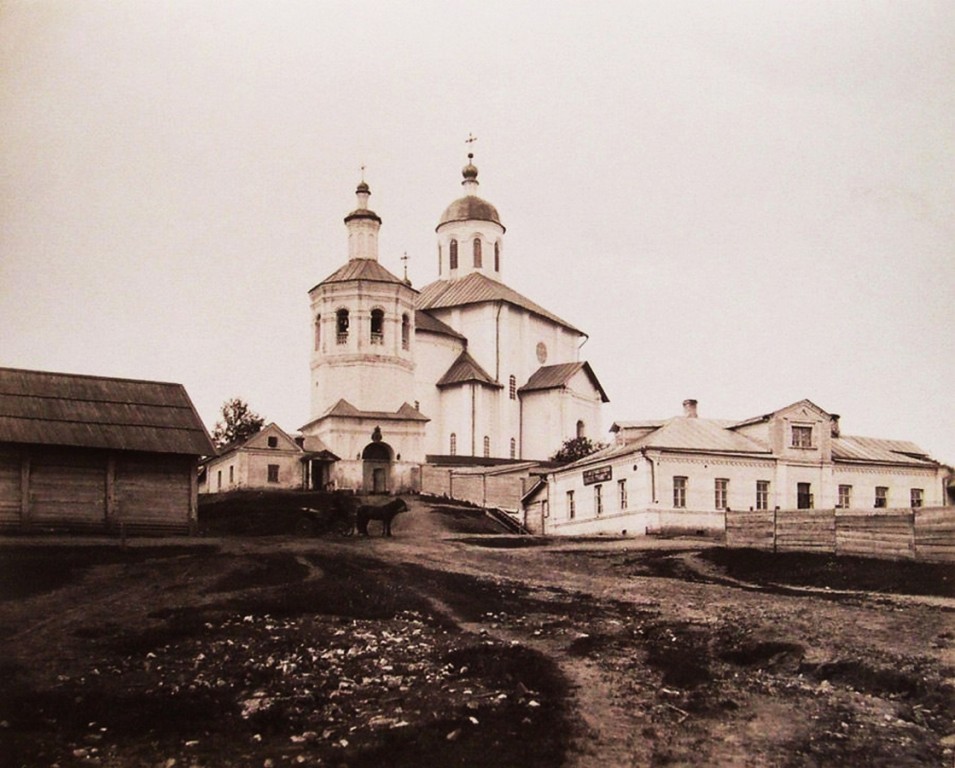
550 436 607 464
212 397 265 449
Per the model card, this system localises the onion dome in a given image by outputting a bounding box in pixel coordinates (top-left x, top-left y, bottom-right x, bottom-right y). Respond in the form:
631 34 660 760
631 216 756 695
436 153 505 231
344 180 381 225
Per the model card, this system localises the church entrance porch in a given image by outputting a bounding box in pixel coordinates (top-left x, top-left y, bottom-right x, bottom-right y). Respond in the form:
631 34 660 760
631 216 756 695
361 440 393 494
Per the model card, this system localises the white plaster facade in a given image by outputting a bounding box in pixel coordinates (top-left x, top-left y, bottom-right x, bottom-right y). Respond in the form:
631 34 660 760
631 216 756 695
300 157 608 493
200 423 305 494
537 399 950 536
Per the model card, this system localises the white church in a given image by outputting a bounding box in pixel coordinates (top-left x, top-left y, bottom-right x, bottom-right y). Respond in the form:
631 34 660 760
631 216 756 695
298 155 608 494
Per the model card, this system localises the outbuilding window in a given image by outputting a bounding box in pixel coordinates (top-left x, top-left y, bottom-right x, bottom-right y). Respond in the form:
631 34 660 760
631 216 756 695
756 480 770 510
715 478 728 510
594 484 603 515
567 490 575 520
910 488 923 508
875 486 888 508
838 484 852 509
267 436 278 448
267 464 279 483
618 479 627 510
673 476 687 508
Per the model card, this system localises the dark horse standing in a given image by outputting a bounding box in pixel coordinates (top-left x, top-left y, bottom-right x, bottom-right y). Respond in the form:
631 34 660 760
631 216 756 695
356 498 408 537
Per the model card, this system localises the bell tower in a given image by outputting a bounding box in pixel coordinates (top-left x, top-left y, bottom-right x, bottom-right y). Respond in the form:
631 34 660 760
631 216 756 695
308 179 417 420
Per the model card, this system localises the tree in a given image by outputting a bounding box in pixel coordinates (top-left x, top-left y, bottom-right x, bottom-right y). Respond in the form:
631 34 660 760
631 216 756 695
550 436 607 464
212 397 265 449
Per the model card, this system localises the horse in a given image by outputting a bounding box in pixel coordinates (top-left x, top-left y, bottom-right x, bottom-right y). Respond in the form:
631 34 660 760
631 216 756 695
355 497 408 537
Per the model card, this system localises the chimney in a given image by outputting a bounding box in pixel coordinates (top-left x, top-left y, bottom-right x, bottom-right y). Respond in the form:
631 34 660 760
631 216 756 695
830 414 841 438
682 399 698 418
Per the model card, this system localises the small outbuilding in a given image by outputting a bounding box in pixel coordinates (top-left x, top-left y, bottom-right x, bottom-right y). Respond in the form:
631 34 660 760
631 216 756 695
0 367 215 534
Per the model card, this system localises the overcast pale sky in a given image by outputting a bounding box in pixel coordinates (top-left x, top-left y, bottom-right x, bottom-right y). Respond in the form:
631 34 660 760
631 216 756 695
2 1 953 464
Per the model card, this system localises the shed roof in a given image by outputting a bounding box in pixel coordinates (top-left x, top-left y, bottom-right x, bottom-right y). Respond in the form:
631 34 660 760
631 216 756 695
416 272 583 334
0 367 215 456
414 310 466 339
832 435 936 466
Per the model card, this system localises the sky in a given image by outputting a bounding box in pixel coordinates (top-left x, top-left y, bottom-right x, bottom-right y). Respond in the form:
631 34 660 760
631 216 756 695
1 1 953 464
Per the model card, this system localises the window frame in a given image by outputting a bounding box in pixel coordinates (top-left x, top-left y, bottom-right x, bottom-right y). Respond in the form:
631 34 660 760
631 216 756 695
875 486 888 508
473 237 482 268
910 488 923 508
449 239 458 270
370 308 385 345
715 478 729 510
594 484 603 516
618 478 628 510
797 482 813 509
791 425 813 449
837 484 852 509
267 464 279 483
756 480 770 511
567 490 575 520
673 476 687 509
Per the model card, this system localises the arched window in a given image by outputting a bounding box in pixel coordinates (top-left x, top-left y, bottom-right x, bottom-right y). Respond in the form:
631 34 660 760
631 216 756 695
336 309 349 344
510 438 516 459
483 436 490 457
449 433 457 456
449 239 458 270
401 313 410 350
473 237 482 268
494 241 501 272
509 375 517 400
370 308 384 345
438 244 443 276
576 420 586 439
314 314 321 350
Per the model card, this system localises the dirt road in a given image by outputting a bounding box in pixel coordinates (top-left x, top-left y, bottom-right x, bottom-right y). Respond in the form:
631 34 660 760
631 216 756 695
1 496 953 767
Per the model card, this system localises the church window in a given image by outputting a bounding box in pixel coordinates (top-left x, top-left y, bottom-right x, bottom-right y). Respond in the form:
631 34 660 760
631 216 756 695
473 237 482 268
401 313 410 349
510 438 516 459
370 308 385 345
438 244 442 276
336 309 349 344
314 315 321 350
494 241 500 271
576 420 586 439
450 239 458 270
483 436 490 457
450 433 457 455
509 375 516 400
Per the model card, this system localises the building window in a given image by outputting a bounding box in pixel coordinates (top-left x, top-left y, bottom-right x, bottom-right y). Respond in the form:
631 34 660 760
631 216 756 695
494 241 500 271
509 375 517 400
567 490 575 520
229 465 234 484
791 425 813 449
449 433 457 456
715 478 728 510
875 486 888 508
438 244 442 276
756 480 770 511
618 479 628 510
797 482 813 509
401 313 410 349
473 237 482 267
594 484 603 516
217 470 222 491
483 436 490 457
910 488 923 508
370 308 385 345
267 436 278 448
838 484 852 509
267 464 279 483
314 314 321 350
576 420 585 439
336 308 349 344
673 476 687 508
510 438 516 459
450 239 458 270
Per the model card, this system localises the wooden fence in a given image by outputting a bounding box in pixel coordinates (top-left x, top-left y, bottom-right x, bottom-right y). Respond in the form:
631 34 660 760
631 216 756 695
725 507 955 563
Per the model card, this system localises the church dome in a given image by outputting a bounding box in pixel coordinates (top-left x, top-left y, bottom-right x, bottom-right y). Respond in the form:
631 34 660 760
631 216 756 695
437 195 504 230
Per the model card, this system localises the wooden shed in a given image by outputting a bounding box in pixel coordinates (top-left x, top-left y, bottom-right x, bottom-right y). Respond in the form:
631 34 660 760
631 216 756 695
0 367 215 534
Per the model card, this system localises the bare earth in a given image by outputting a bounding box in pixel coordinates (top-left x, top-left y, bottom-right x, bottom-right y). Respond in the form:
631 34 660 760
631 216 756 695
1 496 953 767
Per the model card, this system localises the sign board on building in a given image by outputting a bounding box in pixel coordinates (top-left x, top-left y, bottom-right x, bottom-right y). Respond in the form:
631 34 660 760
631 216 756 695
583 466 612 486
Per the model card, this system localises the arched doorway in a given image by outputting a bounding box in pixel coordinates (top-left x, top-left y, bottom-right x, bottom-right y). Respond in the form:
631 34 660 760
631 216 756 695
361 440 393 494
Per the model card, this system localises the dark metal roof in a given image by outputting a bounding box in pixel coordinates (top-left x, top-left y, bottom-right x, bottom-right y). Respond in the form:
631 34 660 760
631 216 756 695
416 272 583 334
311 259 409 291
0 367 215 456
414 310 466 339
519 362 609 403
832 435 936 466
437 195 504 230
436 351 501 389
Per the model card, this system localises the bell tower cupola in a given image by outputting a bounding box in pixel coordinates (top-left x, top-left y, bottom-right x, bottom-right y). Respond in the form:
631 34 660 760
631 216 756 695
344 179 382 261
